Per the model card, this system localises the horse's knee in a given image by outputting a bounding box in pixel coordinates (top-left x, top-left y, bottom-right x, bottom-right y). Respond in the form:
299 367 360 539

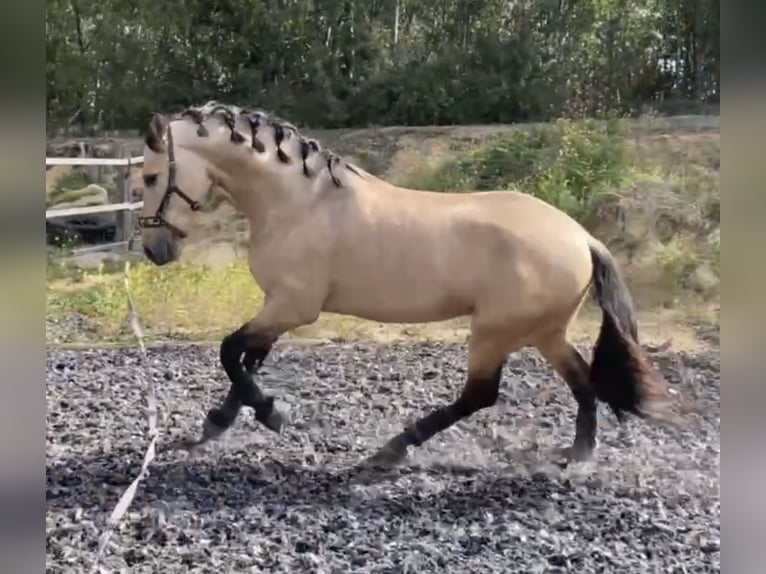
220 326 274 371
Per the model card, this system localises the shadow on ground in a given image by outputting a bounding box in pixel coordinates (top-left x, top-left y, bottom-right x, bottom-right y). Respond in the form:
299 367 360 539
47 444 601 519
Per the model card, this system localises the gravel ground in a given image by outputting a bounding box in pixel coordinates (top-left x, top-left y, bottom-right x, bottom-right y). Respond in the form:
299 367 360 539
46 340 720 573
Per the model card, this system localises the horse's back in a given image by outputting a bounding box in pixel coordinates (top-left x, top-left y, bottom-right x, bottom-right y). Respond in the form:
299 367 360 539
356 182 593 291
379 184 582 232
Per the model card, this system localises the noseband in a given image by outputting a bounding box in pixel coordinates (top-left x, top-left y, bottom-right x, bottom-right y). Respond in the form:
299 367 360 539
137 123 201 239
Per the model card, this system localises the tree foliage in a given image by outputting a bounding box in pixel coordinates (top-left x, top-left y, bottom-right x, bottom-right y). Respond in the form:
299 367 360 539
46 0 719 133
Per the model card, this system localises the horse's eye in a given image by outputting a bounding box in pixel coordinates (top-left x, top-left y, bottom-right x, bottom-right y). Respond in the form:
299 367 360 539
143 174 158 187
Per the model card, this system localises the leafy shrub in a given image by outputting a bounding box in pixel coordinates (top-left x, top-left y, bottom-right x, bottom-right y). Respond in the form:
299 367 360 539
401 118 629 220
656 237 699 293
49 170 92 197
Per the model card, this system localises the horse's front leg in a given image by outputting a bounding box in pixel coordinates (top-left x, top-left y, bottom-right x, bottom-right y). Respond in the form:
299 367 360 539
201 340 277 442
202 295 320 441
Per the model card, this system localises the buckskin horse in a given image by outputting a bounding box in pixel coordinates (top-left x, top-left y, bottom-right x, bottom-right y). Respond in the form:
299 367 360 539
137 102 673 467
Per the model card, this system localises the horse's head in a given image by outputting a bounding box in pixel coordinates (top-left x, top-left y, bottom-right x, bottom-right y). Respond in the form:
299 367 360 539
138 112 217 265
139 102 367 265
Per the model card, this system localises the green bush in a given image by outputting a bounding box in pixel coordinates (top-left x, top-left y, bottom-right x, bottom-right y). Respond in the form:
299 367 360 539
401 118 629 220
47 261 264 340
49 170 92 197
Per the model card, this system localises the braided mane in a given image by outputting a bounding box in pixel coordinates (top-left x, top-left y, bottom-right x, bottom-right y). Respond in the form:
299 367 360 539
169 101 364 188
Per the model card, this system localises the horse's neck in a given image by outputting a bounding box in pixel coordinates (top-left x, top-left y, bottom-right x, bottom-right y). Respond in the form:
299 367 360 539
242 190 313 245
221 173 285 221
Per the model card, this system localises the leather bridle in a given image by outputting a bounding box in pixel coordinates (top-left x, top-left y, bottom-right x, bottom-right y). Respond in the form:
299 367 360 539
137 123 201 239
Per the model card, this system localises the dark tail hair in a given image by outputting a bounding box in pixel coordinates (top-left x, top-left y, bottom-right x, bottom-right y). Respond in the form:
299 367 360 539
587 238 670 421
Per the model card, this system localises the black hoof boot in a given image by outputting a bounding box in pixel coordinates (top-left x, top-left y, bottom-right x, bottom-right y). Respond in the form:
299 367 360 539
203 407 236 440
254 396 286 434
365 435 409 469
554 440 597 468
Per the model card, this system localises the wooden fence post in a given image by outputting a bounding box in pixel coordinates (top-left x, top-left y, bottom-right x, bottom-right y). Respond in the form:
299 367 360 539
116 144 130 245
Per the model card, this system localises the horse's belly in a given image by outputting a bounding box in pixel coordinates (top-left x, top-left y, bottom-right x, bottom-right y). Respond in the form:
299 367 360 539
323 271 472 324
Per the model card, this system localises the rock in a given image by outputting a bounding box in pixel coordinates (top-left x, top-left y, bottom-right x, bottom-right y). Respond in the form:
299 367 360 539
686 264 718 294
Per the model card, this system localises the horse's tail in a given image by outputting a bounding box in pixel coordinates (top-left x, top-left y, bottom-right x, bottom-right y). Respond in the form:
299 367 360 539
587 236 673 421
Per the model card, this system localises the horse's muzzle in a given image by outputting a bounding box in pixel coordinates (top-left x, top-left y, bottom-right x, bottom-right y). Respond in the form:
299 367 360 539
143 237 178 266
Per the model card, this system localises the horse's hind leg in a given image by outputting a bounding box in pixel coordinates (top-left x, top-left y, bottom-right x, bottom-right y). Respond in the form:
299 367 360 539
366 333 509 467
535 332 598 462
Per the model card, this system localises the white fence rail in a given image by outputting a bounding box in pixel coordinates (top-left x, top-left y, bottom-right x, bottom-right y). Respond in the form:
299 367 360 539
46 156 143 167
46 153 145 254
46 201 144 219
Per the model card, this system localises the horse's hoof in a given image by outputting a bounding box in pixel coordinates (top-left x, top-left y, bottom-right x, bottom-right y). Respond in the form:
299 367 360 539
365 442 408 469
203 410 231 441
554 443 595 467
257 407 286 434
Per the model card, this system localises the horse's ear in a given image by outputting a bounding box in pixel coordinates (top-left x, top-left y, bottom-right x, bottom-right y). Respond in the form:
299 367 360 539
145 113 166 152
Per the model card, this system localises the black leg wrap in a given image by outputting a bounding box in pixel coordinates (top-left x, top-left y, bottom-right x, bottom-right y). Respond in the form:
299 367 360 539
565 386 598 461
218 329 284 434
203 384 241 434
573 387 597 440
252 395 274 421
254 395 285 433
236 380 268 408
219 332 269 405
220 331 244 370
243 347 268 374
573 385 597 406
404 405 459 447
367 368 502 468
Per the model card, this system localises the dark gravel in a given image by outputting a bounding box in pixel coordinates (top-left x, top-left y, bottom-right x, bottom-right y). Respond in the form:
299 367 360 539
46 341 720 573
